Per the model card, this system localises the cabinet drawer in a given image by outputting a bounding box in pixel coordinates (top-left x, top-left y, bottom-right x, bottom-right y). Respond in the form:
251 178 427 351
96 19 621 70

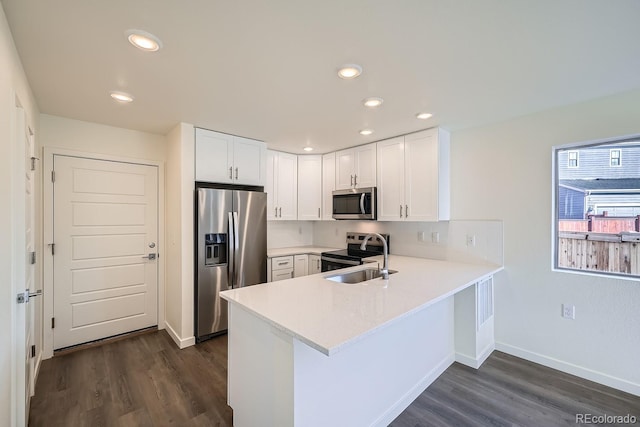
271 256 294 271
271 269 293 282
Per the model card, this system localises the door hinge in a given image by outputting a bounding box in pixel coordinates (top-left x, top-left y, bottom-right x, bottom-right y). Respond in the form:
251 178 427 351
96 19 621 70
29 251 36 265
30 157 39 171
31 345 36 358
51 317 55 329
51 170 55 182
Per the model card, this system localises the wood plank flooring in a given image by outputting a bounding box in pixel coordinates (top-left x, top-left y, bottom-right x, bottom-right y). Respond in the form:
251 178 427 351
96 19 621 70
29 330 640 426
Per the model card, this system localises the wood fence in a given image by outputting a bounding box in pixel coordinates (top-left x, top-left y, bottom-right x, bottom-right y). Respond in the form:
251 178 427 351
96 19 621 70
558 215 640 233
558 232 640 275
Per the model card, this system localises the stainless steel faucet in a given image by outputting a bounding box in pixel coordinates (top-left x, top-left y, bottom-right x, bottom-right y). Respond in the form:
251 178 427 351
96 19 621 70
360 233 389 279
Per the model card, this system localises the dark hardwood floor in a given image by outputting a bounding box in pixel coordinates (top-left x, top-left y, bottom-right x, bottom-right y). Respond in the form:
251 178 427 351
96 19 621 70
30 330 640 427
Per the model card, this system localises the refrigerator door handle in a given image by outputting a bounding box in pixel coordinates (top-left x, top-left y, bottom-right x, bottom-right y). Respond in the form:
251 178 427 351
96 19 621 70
233 211 240 288
228 212 235 288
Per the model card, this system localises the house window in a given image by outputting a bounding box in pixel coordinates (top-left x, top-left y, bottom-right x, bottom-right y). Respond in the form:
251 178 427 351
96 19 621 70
610 149 621 166
554 138 640 278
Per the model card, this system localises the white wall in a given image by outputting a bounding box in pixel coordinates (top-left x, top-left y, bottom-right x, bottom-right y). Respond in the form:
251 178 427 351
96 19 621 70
267 221 314 248
164 122 195 347
0 3 39 426
450 89 640 395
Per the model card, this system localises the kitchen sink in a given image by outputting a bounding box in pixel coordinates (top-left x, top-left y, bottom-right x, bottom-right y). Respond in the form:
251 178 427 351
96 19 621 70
325 268 397 284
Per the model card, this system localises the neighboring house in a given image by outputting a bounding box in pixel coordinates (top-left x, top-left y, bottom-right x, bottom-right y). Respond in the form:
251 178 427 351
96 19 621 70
557 142 640 219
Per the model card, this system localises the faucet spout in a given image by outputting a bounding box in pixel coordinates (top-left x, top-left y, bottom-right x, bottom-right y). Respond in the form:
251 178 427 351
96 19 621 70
360 233 389 280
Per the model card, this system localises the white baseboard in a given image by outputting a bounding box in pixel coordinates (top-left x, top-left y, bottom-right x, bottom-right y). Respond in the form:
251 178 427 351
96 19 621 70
372 353 455 427
495 342 640 397
456 343 495 369
165 321 195 349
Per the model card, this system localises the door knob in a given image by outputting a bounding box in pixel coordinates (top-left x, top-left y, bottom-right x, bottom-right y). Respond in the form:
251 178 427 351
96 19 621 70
142 253 157 260
149 242 156 248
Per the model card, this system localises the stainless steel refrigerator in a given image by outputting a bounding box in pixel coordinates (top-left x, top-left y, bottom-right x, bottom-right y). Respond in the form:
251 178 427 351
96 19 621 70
195 185 267 342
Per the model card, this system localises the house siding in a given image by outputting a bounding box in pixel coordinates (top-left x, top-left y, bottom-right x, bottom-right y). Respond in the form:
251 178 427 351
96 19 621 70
558 143 640 179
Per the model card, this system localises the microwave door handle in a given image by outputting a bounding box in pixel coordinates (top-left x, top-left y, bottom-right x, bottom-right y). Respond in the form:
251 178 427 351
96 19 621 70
360 193 366 215
228 212 235 288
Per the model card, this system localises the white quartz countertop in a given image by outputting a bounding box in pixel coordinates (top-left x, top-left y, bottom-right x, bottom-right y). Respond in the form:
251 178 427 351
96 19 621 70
267 246 341 257
221 255 503 356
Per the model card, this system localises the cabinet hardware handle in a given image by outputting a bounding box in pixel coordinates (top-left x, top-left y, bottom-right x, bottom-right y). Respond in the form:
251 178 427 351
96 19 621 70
406 205 409 218
400 205 403 218
279 207 282 217
318 207 321 218
278 261 288 266
354 174 357 186
235 167 239 180
275 207 278 217
350 175 354 186
317 259 320 269
229 167 233 179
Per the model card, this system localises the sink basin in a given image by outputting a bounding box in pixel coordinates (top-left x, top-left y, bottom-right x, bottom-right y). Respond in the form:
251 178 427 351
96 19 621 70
325 268 397 284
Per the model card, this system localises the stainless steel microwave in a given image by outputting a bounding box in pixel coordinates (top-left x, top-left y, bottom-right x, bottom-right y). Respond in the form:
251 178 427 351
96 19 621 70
332 187 376 220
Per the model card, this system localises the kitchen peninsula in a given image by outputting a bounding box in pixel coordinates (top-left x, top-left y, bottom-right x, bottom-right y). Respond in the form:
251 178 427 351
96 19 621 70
220 255 503 427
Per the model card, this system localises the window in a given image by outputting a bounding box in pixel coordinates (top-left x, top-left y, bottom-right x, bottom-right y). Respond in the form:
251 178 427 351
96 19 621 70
554 138 640 278
610 149 621 166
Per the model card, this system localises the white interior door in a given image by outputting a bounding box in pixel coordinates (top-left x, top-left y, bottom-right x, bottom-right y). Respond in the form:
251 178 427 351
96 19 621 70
52 155 158 350
25 123 36 412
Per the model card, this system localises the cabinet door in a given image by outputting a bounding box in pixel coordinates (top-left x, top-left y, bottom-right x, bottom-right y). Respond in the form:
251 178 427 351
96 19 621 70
272 269 293 281
276 152 298 220
404 129 439 221
195 129 233 183
322 152 336 220
308 254 321 274
354 143 377 188
335 149 355 190
265 150 277 220
297 155 322 220
233 136 266 186
294 254 309 277
377 137 405 221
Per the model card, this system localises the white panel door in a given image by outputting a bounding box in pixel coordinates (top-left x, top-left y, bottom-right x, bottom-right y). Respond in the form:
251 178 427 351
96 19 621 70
53 155 158 349
233 136 266 186
294 254 309 277
195 128 234 183
405 130 439 221
377 137 405 221
354 143 377 188
322 152 335 220
276 152 298 220
297 155 322 220
335 149 355 190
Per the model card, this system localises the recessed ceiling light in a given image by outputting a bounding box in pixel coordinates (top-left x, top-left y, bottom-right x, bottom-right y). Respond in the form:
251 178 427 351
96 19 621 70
363 97 384 108
337 64 362 79
125 29 163 52
303 147 314 152
110 91 134 103
416 112 433 120
359 129 373 136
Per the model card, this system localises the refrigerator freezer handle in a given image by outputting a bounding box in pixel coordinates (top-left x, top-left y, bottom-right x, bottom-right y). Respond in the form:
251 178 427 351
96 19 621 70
228 212 234 288
233 211 240 288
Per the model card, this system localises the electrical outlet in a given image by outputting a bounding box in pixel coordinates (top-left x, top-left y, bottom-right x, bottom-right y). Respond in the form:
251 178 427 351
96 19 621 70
432 232 440 243
466 234 476 247
417 231 425 242
562 304 575 320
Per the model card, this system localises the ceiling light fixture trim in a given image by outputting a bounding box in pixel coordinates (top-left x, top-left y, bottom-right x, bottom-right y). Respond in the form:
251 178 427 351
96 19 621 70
363 97 384 108
359 129 373 136
125 29 163 52
416 112 433 120
337 64 363 79
110 91 134 103
303 147 314 152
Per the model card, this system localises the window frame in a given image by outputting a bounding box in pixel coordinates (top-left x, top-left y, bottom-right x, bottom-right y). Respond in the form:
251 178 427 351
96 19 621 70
567 150 579 168
610 148 622 167
552 135 640 281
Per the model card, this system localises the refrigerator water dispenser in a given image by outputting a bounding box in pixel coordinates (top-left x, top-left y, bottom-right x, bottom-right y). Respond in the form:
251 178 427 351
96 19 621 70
204 233 227 266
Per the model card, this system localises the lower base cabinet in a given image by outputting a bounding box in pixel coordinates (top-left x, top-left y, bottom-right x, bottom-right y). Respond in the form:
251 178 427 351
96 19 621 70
269 256 294 282
308 254 321 274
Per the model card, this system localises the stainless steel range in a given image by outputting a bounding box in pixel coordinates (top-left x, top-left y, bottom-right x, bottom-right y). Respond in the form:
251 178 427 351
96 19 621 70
321 232 390 272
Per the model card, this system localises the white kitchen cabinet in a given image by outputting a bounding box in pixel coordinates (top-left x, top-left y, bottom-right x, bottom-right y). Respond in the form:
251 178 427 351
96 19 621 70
322 152 335 220
269 255 294 282
195 128 266 186
297 155 322 220
308 254 321 274
266 150 298 220
294 254 309 277
335 143 377 190
377 128 450 221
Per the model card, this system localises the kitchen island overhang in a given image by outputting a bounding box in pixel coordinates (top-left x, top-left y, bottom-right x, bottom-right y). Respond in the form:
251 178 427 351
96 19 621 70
221 255 503 427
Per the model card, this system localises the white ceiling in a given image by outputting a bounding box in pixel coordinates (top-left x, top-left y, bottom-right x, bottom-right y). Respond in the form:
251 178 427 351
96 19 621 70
3 0 640 154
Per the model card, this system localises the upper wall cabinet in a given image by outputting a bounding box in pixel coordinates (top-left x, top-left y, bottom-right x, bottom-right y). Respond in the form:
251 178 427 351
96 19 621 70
298 155 322 220
322 152 336 220
335 143 377 190
266 150 298 220
377 128 450 221
195 128 266 186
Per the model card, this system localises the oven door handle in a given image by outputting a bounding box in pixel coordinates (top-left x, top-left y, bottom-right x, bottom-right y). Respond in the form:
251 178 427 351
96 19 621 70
321 256 362 266
360 193 366 214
